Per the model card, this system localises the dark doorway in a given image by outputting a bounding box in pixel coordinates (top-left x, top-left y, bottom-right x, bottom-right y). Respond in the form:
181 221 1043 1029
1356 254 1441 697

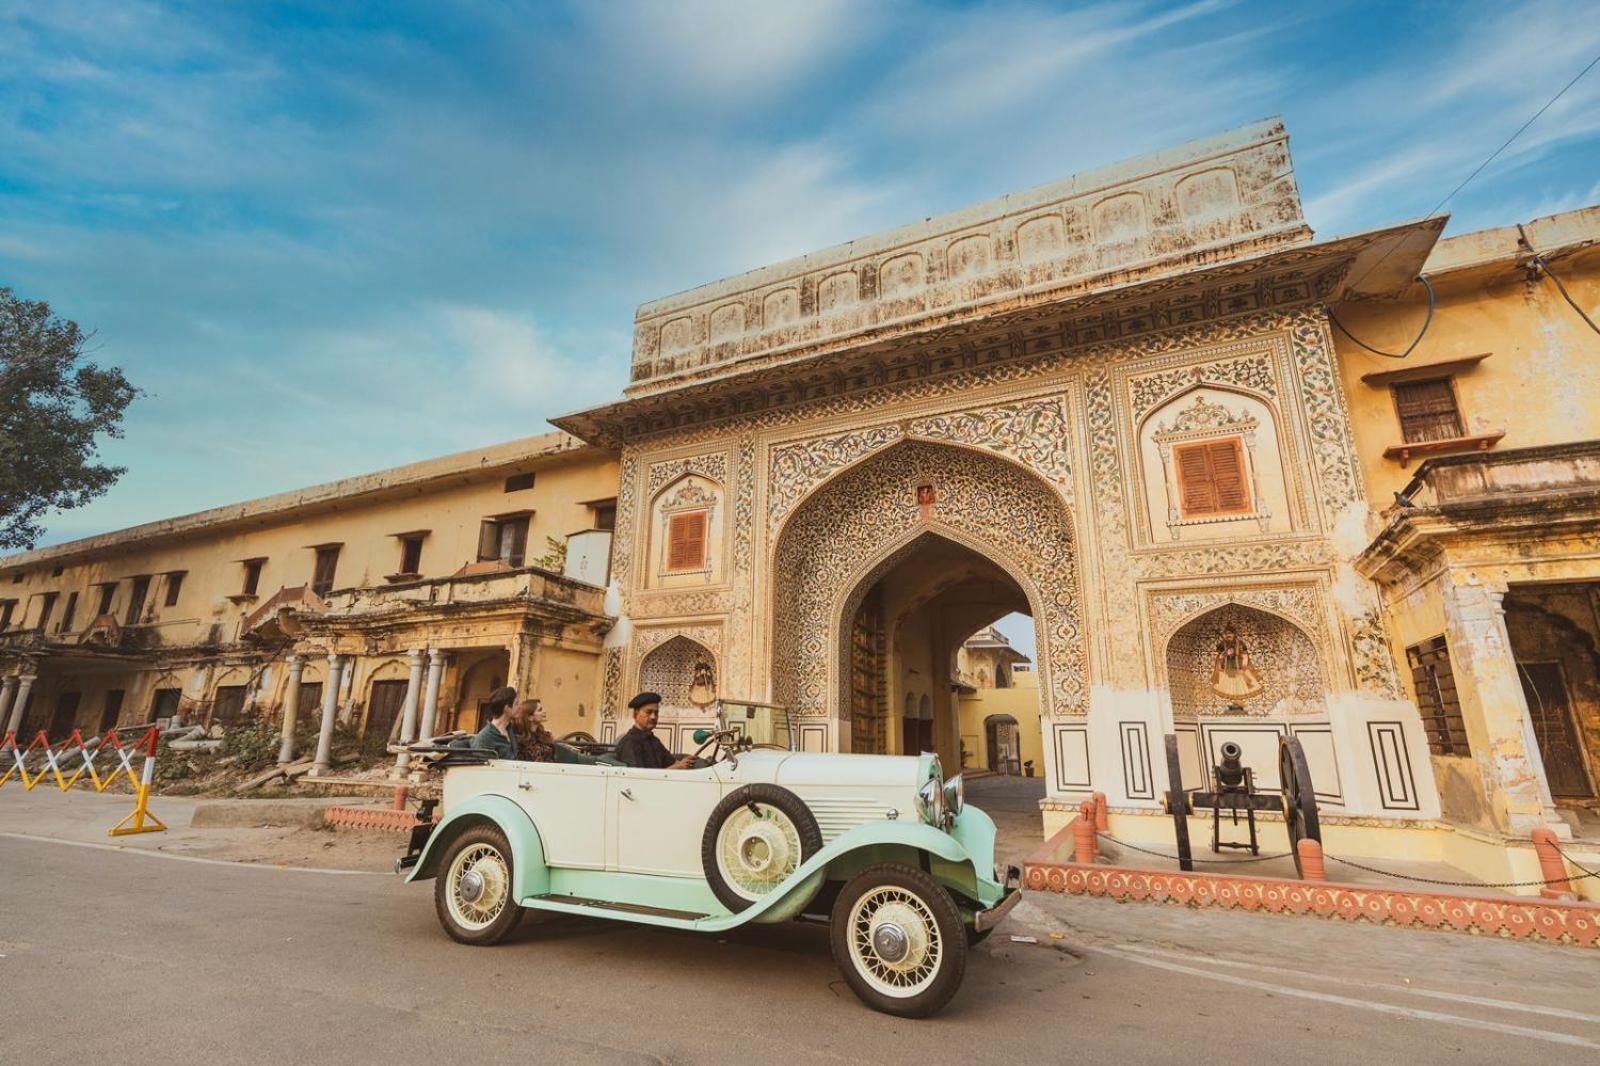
850 588 887 754
1519 661 1595 798
367 680 408 740
985 714 1020 774
49 692 81 739
211 685 249 727
150 687 182 722
98 690 125 735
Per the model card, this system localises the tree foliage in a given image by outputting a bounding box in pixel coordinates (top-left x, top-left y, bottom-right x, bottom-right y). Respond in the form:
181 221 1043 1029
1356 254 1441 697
0 287 139 551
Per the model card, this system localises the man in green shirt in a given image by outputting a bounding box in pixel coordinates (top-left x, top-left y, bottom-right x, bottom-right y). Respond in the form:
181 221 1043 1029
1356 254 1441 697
471 686 520 760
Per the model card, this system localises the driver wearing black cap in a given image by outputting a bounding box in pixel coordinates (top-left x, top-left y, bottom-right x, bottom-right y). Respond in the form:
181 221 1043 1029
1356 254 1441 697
614 692 695 770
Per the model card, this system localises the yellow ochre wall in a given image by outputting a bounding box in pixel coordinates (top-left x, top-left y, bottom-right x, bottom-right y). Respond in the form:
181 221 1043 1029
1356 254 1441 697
958 670 1045 777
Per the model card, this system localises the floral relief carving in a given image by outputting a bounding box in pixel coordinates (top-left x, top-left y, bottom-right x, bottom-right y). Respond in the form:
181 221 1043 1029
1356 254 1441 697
733 438 755 574
601 648 623 718
647 453 728 498
908 396 1073 497
634 590 730 617
612 455 639 588
771 440 1087 720
767 425 904 534
634 625 723 661
1149 584 1325 652
1129 353 1276 420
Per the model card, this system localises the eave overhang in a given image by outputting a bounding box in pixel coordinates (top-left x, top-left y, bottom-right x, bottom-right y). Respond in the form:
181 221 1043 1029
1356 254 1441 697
555 216 1446 448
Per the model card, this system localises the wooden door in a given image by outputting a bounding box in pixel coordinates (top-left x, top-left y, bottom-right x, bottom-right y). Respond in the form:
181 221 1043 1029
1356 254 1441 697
849 591 886 754
1519 661 1594 798
366 680 408 740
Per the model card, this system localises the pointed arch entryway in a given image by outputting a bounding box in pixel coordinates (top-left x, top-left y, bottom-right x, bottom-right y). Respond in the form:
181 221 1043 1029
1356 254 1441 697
768 439 1086 762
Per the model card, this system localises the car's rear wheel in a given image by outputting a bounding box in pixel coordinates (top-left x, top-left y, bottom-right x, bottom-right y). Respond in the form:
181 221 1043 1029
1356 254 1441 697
830 863 967 1018
434 823 523 945
701 784 822 912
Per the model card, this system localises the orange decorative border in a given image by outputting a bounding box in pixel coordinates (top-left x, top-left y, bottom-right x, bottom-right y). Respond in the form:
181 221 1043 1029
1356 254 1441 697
323 805 436 832
1024 819 1600 948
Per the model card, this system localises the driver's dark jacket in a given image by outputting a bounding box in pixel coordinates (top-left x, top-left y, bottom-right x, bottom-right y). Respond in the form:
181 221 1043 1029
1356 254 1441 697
614 726 675 769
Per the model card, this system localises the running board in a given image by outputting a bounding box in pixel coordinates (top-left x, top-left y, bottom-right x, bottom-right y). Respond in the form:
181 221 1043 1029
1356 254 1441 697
523 893 709 924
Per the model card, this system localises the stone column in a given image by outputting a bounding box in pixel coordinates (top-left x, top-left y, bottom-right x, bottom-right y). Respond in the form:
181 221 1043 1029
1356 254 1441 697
1441 571 1563 835
311 654 343 777
416 649 447 742
277 655 305 766
8 674 37 738
0 676 19 738
392 649 427 777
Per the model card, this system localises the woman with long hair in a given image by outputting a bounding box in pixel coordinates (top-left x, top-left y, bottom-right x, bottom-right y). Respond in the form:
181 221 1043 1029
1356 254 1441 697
513 698 557 762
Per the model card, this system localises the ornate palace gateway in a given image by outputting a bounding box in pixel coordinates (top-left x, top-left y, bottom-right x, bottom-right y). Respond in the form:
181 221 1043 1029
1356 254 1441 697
554 119 1452 838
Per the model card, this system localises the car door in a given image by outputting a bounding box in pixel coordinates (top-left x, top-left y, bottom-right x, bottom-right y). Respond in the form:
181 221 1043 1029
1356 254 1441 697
516 762 608 870
608 766 723 877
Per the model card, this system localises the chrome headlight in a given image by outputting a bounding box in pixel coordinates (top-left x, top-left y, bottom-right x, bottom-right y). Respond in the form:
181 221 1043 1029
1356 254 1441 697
943 774 964 818
916 777 947 828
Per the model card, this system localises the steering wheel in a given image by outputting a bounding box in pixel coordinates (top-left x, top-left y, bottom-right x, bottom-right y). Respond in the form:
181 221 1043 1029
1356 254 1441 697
691 727 741 764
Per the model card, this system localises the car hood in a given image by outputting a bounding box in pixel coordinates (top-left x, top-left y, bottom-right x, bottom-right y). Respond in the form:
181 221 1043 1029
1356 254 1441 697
721 749 936 790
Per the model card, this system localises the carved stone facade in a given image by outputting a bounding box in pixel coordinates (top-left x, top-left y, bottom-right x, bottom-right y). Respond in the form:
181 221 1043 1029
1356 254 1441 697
563 118 1448 834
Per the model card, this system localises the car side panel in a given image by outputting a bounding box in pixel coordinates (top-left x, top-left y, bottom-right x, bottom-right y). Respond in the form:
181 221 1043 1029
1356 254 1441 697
609 765 723 876
516 762 608 869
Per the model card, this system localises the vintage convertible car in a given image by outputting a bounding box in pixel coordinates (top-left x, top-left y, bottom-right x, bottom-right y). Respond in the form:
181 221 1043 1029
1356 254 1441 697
398 723 1020 1017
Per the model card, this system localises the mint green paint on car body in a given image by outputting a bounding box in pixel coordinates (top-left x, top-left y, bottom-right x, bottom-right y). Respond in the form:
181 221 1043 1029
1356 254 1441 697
406 793 549 900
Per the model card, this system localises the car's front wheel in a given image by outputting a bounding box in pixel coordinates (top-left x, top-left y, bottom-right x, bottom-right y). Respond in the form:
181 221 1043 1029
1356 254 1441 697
829 863 967 1018
434 823 523 946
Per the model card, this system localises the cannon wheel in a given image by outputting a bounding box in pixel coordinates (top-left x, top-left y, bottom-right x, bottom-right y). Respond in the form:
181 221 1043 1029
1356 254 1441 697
1279 736 1321 877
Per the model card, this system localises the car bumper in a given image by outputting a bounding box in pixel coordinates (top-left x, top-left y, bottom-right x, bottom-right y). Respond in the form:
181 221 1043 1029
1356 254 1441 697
973 864 1022 932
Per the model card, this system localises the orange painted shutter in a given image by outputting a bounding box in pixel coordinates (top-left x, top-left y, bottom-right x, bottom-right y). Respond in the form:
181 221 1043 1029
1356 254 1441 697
1207 439 1248 512
667 511 707 571
1175 438 1250 517
1175 445 1217 514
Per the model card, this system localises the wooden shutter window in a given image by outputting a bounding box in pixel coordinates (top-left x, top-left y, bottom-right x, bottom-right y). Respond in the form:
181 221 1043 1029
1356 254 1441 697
1173 438 1251 518
1394 379 1463 444
666 511 708 572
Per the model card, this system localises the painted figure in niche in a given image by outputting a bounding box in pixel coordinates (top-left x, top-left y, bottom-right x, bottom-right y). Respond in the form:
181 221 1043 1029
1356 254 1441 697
1210 622 1264 702
917 483 936 521
689 658 717 707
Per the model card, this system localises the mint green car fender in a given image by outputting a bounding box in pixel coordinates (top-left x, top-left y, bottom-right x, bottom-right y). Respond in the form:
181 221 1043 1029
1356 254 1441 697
705 816 990 932
405 795 550 900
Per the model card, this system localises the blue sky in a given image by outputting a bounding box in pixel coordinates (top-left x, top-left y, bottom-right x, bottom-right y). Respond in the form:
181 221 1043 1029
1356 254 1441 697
5 0 1600 558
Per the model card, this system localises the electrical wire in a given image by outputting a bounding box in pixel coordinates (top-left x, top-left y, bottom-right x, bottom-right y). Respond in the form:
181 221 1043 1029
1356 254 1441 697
1330 48 1600 357
1518 224 1600 337
1328 274 1436 359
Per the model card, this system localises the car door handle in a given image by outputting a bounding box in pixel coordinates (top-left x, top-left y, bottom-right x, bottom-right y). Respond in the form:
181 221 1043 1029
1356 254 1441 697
517 782 532 791
620 788 635 801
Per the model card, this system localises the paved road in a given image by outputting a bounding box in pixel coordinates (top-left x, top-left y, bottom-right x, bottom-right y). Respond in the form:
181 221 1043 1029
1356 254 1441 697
3 833 1597 1064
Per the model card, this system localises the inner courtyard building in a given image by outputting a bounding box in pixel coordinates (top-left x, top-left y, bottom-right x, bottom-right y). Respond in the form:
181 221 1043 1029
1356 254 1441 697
4 118 1598 894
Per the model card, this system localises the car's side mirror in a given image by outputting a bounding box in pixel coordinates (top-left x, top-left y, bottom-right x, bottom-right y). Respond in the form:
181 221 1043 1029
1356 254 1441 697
692 729 711 744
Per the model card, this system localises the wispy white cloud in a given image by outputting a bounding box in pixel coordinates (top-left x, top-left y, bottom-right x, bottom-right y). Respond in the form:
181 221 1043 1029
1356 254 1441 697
5 0 1599 545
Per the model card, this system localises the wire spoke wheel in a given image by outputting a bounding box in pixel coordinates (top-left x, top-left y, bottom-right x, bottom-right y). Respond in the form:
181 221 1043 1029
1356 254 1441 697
715 803 803 900
847 888 943 996
448 842 510 930
829 863 968 1018
433 824 522 945
701 784 822 913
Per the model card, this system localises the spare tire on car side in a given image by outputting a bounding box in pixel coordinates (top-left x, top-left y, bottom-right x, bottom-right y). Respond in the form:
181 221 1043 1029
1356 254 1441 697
701 783 823 913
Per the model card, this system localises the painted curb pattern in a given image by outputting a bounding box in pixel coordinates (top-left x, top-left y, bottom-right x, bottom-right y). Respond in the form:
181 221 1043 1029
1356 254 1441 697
1024 820 1600 948
323 805 435 832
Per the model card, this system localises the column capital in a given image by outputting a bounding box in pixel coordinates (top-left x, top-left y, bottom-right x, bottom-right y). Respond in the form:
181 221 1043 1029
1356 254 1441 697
326 651 342 666
428 647 448 665
286 653 304 667
0 675 16 690
407 648 426 664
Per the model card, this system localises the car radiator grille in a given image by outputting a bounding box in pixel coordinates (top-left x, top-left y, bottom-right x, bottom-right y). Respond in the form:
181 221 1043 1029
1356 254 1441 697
805 797 888 843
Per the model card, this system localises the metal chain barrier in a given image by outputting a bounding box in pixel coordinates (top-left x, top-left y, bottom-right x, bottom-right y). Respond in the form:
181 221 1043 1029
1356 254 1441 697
1323 852 1600 890
1096 831 1293 865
